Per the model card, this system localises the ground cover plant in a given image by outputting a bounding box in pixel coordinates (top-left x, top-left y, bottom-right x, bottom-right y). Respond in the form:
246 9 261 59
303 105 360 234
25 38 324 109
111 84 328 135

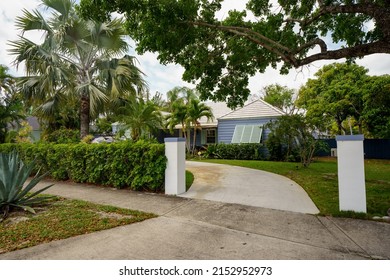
198 158 390 218
0 195 156 254
0 150 53 221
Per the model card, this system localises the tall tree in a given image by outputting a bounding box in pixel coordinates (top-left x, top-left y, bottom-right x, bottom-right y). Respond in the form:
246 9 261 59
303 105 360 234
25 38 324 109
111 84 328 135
261 84 297 115
362 75 390 138
115 97 163 141
79 0 390 107
296 63 368 135
165 87 195 152
166 86 199 111
165 86 213 153
0 65 25 143
9 0 147 139
187 99 213 154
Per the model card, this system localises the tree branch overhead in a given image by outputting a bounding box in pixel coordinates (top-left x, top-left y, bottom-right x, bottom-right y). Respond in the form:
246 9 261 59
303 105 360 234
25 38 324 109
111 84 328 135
78 0 390 106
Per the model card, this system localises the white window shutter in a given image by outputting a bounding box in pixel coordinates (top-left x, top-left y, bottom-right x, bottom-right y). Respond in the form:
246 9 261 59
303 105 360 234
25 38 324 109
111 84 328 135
231 125 244 143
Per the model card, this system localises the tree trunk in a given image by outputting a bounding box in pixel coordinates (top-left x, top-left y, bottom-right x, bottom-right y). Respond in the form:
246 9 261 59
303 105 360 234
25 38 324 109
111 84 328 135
192 127 197 155
336 119 344 135
80 94 90 139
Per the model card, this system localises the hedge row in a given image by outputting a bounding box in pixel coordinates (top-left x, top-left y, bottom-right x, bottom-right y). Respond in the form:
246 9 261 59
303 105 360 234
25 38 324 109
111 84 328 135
203 143 267 160
0 141 166 191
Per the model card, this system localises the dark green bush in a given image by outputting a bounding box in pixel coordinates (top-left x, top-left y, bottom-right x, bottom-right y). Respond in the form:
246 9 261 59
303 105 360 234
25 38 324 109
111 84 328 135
0 141 166 191
44 129 80 143
204 143 266 160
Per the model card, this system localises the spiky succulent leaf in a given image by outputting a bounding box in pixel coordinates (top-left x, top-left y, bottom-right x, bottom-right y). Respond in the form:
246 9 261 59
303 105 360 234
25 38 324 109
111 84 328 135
0 150 54 220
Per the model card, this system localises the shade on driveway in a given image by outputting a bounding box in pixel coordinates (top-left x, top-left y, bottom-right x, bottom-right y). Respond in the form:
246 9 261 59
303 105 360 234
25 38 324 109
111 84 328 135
182 161 319 214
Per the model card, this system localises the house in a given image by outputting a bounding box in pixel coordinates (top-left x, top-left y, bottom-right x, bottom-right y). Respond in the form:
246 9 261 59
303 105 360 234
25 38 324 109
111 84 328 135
176 99 285 146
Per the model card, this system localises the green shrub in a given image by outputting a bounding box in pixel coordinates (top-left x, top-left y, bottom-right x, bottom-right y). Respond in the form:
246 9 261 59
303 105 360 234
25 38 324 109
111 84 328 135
204 143 266 160
0 141 166 192
45 129 80 144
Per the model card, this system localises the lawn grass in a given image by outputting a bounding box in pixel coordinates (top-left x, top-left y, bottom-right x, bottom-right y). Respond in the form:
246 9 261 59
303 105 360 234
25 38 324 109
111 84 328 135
0 196 157 254
198 157 390 217
186 170 194 191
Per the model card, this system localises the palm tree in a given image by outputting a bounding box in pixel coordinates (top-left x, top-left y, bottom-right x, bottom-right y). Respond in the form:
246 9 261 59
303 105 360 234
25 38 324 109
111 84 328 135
165 86 213 153
0 65 25 143
166 86 198 111
9 0 147 139
166 98 191 150
0 65 14 95
116 97 163 141
187 99 213 154
165 87 199 152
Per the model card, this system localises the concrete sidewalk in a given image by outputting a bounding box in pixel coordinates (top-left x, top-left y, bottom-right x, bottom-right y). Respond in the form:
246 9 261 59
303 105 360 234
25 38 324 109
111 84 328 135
183 161 319 214
1 180 389 260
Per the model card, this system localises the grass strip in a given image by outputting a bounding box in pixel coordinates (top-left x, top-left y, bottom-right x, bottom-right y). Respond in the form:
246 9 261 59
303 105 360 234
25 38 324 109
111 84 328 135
0 196 157 254
186 170 194 191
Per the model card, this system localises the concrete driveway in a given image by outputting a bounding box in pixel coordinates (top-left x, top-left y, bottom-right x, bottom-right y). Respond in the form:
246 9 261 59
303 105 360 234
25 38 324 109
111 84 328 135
182 161 319 214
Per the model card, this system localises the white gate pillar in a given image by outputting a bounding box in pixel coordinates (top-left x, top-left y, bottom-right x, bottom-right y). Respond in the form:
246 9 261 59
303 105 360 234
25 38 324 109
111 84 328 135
336 135 367 213
164 138 186 195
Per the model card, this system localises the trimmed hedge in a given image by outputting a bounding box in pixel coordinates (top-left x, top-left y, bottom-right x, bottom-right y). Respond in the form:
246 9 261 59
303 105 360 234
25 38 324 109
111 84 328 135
0 141 166 191
203 143 267 160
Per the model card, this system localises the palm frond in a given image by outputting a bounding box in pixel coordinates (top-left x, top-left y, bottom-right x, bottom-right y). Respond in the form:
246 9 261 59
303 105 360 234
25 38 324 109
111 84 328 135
15 8 52 34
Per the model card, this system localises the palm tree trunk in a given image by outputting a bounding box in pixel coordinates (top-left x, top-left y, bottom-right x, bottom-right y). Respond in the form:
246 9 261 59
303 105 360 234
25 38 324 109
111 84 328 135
80 94 90 139
192 127 197 155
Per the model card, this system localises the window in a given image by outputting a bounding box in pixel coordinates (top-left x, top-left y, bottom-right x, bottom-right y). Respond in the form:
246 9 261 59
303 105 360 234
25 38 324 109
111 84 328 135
231 125 263 143
206 129 216 144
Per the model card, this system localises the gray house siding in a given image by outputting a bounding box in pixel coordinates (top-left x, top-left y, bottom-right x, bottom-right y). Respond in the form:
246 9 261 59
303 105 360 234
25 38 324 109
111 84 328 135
217 117 278 144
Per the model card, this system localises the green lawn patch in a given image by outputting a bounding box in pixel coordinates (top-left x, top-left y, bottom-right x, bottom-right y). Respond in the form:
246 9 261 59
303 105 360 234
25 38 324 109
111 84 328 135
197 158 390 218
186 170 194 191
0 196 157 254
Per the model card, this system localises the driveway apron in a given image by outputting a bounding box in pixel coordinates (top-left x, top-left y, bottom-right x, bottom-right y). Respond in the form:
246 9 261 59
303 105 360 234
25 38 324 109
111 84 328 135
182 161 319 214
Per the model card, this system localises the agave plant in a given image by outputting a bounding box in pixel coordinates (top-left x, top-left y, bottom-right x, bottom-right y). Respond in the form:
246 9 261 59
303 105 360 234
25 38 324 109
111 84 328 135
0 150 53 221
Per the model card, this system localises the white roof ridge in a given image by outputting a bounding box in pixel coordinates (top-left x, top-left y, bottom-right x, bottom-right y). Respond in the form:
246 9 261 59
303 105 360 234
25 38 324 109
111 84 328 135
218 99 284 120
257 98 286 115
217 107 237 119
217 101 257 119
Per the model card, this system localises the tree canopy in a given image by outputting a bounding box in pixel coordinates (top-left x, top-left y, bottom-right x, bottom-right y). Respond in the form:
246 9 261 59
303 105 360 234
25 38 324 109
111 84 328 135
0 65 25 143
297 63 368 134
261 84 297 115
361 74 390 138
79 0 390 107
296 62 390 138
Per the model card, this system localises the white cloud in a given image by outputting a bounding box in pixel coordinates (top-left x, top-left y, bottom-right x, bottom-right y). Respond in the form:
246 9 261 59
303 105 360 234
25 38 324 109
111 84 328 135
357 54 390 76
0 0 41 74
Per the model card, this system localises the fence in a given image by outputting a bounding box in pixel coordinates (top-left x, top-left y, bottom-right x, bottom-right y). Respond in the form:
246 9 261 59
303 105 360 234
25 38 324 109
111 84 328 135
316 138 390 159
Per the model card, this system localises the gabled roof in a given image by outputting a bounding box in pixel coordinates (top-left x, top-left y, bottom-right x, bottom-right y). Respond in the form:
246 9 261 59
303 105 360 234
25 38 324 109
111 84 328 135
218 99 285 120
197 102 233 127
173 99 284 129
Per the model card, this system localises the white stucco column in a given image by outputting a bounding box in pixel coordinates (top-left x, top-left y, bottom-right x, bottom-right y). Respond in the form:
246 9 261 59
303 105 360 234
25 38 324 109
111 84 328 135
164 138 186 195
336 135 367 213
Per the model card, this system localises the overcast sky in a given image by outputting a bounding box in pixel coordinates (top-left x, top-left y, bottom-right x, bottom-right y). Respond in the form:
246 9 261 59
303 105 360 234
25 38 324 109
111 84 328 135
1 0 389 99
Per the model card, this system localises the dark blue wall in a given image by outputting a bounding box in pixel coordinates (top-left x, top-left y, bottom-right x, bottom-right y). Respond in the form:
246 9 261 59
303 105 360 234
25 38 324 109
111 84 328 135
317 139 390 159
